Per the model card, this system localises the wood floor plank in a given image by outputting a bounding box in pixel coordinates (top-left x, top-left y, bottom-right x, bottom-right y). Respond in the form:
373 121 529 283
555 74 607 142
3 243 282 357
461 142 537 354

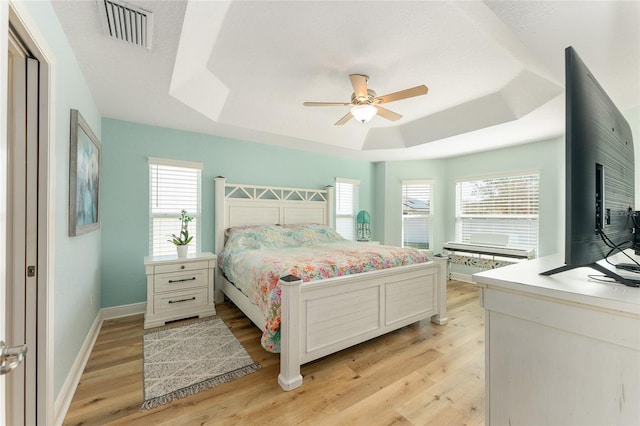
63 280 484 425
324 371 434 425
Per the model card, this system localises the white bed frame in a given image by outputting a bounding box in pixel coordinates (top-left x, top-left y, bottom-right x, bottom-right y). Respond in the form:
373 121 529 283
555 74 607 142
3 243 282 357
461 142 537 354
214 177 448 391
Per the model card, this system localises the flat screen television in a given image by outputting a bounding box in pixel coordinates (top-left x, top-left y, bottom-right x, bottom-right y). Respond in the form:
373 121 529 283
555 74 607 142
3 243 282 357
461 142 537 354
541 46 639 287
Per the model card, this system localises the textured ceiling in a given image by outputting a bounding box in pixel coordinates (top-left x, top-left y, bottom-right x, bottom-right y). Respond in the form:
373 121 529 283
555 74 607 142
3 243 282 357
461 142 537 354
52 1 640 161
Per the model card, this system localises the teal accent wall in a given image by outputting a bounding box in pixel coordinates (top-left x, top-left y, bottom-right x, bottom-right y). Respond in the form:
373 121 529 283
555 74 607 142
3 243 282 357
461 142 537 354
18 2 103 399
375 160 446 249
100 119 376 307
102 122 567 302
375 137 563 257
442 137 565 258
375 138 564 277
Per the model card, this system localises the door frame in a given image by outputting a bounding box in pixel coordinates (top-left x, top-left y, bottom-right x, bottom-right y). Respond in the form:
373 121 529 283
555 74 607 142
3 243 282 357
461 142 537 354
0 0 8 420
3 2 55 424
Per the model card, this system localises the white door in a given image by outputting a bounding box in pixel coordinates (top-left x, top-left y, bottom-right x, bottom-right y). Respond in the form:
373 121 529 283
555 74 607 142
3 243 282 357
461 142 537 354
3 26 38 425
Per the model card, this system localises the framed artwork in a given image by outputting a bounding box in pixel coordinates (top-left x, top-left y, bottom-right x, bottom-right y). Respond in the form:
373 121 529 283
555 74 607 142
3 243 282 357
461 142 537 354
69 109 101 236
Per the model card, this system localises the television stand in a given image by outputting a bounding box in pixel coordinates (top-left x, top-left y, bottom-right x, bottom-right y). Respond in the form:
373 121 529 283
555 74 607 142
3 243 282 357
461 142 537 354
473 253 640 425
616 263 640 272
541 261 640 287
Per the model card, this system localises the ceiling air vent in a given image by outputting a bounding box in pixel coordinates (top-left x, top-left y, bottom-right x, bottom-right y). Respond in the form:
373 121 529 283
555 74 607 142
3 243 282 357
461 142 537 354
97 0 153 49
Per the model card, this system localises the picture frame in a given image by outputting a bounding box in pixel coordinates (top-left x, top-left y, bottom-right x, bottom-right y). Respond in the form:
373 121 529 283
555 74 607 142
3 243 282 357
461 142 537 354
69 109 101 236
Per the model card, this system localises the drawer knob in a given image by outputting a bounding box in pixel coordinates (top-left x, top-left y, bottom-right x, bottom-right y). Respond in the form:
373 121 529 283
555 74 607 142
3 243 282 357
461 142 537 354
181 265 185 269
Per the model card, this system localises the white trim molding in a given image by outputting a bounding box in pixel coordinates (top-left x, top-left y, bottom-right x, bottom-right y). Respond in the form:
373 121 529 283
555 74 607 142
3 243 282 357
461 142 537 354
101 301 146 320
8 2 57 424
53 313 102 426
335 176 360 185
147 156 202 170
53 302 146 424
450 271 474 283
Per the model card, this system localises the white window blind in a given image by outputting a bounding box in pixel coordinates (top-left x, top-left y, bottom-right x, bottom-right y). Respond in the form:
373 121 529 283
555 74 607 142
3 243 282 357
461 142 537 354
335 178 359 240
149 158 202 256
402 180 432 249
455 173 539 251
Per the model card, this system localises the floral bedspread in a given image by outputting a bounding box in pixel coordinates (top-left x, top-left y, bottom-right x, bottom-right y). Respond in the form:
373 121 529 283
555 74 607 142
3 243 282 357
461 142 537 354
219 224 429 352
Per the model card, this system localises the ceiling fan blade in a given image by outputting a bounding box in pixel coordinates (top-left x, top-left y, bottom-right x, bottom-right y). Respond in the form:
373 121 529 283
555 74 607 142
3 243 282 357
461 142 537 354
303 101 352 106
334 112 353 126
349 74 369 100
375 105 402 121
375 85 428 104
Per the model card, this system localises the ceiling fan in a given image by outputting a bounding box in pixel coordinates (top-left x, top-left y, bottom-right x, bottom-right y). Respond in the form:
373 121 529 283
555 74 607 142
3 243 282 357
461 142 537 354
303 74 428 125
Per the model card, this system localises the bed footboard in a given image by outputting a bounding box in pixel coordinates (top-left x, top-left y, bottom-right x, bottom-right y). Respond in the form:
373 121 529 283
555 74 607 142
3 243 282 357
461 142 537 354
277 256 448 391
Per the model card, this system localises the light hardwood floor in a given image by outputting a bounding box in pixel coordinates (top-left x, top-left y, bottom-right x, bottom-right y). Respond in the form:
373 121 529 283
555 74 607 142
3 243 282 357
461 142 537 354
63 280 485 425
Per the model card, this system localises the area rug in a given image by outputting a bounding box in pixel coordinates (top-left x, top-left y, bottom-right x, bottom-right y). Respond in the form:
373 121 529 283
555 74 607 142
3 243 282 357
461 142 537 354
141 317 260 410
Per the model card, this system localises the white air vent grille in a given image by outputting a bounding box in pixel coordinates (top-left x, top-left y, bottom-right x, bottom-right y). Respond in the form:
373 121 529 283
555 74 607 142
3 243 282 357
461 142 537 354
97 0 153 49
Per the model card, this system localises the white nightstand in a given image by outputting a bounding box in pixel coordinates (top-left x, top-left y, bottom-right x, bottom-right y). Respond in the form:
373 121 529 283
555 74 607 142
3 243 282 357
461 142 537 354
144 252 216 329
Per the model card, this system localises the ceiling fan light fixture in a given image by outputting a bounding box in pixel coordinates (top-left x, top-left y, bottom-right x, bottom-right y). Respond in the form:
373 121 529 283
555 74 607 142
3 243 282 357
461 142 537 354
351 104 377 123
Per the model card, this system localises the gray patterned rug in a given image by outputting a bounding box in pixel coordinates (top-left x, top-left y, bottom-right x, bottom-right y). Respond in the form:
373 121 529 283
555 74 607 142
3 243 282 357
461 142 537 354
141 317 260 410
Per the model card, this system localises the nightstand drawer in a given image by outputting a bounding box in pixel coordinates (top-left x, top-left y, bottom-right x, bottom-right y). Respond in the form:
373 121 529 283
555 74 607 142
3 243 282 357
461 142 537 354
155 269 207 293
154 288 208 314
153 260 210 274
144 252 216 329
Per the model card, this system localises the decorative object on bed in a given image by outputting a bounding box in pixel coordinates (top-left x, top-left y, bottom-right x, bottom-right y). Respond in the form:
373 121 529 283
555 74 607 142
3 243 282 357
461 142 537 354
356 210 371 241
68 109 101 236
214 177 448 392
141 317 260 410
168 209 194 258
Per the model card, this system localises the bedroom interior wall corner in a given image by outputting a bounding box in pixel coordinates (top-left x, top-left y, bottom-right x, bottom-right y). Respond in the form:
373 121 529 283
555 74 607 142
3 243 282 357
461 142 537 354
374 162 387 244
378 159 445 250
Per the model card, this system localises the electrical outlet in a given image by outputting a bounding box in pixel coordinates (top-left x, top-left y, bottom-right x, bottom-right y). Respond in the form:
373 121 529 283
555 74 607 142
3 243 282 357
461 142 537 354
89 294 94 307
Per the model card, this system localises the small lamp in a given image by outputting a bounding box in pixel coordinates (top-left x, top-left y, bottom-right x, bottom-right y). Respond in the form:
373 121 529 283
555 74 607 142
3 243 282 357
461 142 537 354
356 210 371 241
351 104 377 123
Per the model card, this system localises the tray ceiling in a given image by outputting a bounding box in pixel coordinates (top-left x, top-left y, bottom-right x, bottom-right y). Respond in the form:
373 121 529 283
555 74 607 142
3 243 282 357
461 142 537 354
53 1 640 161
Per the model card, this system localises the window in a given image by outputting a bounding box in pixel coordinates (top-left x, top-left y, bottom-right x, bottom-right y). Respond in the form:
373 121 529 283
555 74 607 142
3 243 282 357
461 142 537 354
149 158 202 256
335 178 359 240
402 180 432 249
455 172 539 251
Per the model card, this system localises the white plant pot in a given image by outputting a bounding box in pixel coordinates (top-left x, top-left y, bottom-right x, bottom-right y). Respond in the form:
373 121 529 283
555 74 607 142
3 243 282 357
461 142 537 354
176 245 188 258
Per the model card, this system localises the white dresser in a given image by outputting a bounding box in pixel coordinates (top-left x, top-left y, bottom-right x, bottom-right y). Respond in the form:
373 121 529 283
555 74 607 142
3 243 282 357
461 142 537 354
144 252 216 329
473 252 640 425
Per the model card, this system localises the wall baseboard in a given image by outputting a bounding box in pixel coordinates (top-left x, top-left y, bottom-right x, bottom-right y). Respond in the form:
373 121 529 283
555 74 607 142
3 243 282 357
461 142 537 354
101 301 146 320
53 312 102 426
450 271 474 283
53 302 146 425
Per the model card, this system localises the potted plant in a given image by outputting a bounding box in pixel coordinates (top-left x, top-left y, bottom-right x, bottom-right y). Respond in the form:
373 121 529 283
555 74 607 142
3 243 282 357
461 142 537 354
168 209 193 258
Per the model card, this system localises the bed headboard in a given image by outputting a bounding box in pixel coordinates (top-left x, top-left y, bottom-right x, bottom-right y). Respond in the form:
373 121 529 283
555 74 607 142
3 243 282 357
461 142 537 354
214 177 334 255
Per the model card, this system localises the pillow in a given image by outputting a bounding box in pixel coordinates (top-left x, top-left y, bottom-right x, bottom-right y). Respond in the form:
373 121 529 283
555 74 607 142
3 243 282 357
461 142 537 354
224 224 299 251
278 223 344 244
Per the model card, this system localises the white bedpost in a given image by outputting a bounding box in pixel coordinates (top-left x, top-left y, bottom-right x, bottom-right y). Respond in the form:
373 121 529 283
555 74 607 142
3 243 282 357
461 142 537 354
278 275 303 391
214 177 226 303
431 256 449 325
325 185 334 229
